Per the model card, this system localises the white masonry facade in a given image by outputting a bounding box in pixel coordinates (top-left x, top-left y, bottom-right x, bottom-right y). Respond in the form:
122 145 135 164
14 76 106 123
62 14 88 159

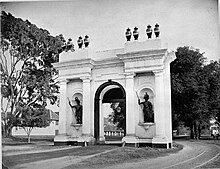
53 39 176 148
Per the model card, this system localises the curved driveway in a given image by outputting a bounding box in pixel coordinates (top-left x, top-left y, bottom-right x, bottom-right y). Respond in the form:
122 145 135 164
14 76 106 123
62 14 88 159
104 140 220 169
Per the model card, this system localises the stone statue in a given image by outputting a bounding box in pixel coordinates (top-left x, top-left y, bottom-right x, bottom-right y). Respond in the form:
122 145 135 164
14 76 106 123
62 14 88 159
125 28 132 41
138 92 154 123
68 97 82 124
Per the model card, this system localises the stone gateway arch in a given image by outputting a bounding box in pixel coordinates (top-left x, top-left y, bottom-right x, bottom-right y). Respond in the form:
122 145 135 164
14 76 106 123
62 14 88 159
53 38 176 148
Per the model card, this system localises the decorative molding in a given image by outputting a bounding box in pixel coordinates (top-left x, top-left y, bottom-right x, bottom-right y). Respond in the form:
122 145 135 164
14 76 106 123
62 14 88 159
136 83 155 96
58 73 91 81
71 88 83 97
124 65 164 74
80 76 92 81
165 51 176 63
124 72 135 78
59 79 69 84
138 122 155 130
94 57 123 69
53 58 94 70
117 48 167 61
153 70 165 76
71 123 82 130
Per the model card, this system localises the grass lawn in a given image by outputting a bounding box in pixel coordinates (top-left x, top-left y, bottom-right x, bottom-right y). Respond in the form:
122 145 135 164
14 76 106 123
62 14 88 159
4 135 220 169
3 136 183 169
63 143 183 169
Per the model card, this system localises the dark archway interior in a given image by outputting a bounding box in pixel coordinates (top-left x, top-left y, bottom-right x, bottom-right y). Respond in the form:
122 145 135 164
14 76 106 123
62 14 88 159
102 88 124 103
94 81 126 142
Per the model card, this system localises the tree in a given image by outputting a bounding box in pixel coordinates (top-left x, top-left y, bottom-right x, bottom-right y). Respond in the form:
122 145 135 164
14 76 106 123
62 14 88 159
14 107 51 143
204 61 220 123
0 11 71 137
171 46 209 139
110 102 125 131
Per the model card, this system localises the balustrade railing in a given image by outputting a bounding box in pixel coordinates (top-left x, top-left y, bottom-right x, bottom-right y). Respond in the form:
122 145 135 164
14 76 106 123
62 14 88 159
104 130 124 137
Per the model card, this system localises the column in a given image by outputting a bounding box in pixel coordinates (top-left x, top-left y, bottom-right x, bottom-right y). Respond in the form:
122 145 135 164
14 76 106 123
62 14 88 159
81 77 91 136
122 73 138 144
99 103 105 142
125 73 135 135
58 79 68 135
164 52 176 145
153 70 166 137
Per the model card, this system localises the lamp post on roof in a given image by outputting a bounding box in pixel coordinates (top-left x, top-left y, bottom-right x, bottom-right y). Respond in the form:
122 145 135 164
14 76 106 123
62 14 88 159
84 35 89 48
77 36 83 49
154 24 160 38
125 28 132 41
133 27 139 40
146 24 153 39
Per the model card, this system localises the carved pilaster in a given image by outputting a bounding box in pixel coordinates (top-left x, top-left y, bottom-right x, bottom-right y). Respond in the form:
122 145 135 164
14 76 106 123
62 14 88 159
125 73 135 135
80 77 92 136
58 79 69 135
153 70 166 137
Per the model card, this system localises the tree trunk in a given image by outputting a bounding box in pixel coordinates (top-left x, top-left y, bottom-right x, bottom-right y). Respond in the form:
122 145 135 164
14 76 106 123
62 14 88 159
28 133 31 143
3 125 12 138
26 127 33 143
190 124 194 139
198 123 201 139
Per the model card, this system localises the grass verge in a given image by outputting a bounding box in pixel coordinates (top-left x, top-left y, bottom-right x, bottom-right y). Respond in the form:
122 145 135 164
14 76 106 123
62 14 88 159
63 143 183 169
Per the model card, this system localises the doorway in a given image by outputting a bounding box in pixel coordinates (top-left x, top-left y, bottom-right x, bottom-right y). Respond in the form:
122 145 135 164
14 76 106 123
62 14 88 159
94 81 126 143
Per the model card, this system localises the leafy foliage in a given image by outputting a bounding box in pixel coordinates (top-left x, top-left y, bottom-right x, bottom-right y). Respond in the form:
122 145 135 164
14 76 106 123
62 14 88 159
0 11 68 137
171 46 220 139
110 102 125 131
204 61 220 123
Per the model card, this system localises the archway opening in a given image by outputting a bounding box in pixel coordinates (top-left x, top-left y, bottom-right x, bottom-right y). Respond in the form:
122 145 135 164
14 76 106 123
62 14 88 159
94 81 126 143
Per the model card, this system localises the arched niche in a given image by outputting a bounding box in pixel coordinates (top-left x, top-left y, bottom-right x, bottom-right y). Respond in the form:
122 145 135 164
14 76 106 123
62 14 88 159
137 86 154 123
69 90 83 125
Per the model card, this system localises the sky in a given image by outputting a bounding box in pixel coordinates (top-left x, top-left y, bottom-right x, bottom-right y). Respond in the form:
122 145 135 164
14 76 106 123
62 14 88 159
1 0 220 61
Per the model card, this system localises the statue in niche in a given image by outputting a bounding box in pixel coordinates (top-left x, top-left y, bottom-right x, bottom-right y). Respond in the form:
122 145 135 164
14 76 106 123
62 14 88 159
138 92 154 123
68 97 82 124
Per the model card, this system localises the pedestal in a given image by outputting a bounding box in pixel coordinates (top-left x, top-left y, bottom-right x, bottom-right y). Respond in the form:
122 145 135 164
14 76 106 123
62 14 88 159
122 135 138 147
124 39 161 53
152 136 168 148
59 48 90 62
54 134 78 146
77 135 95 146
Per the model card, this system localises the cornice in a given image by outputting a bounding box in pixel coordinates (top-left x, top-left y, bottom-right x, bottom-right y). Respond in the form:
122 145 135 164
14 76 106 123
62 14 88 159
93 57 123 69
117 48 167 62
53 58 94 70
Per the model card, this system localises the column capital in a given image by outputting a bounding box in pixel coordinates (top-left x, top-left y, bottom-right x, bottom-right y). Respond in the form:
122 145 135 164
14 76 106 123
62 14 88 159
153 70 164 76
80 76 91 82
124 72 135 78
59 79 69 84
